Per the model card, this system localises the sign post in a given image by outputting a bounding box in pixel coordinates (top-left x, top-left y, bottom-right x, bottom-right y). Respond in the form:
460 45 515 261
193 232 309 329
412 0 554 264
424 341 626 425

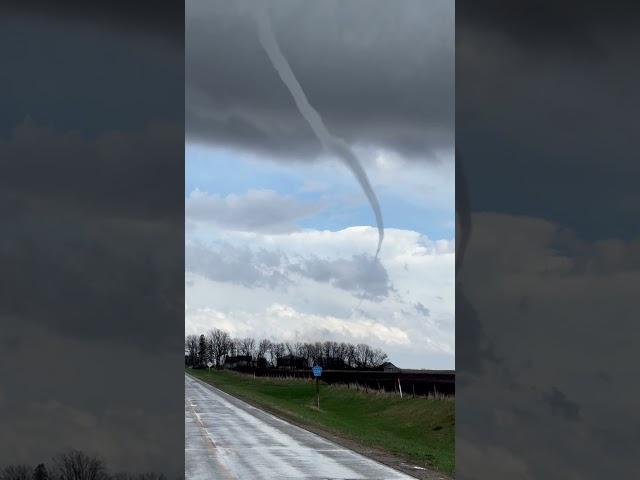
207 361 213 372
312 365 322 409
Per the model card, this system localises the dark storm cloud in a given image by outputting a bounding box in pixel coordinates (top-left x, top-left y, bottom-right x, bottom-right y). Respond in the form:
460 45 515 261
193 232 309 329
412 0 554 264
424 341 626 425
0 120 184 351
0 120 184 474
543 387 581 422
457 1 640 240
186 0 453 160
1 7 183 476
1 120 182 221
456 213 640 478
458 1 640 55
0 5 184 350
0 322 182 475
0 13 182 136
457 4 640 477
0 0 183 44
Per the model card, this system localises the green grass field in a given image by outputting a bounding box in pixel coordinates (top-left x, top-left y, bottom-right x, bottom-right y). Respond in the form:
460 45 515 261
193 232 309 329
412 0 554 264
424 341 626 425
187 368 454 475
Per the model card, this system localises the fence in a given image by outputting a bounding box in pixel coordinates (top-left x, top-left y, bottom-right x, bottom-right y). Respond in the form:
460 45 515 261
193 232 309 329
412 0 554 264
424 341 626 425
231 366 455 397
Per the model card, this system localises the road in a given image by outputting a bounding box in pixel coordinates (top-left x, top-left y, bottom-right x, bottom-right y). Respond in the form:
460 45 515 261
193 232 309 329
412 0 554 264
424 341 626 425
185 373 416 480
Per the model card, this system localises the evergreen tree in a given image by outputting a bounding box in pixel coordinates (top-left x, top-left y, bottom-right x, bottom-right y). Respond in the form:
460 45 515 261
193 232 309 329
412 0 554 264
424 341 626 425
32 464 48 480
198 334 207 367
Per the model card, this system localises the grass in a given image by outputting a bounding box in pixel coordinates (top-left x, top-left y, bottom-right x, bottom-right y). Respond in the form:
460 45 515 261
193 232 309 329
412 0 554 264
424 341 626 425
187 368 454 475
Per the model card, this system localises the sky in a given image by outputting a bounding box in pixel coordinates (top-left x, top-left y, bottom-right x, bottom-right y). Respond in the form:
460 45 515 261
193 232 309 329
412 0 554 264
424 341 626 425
455 2 640 478
185 0 455 369
0 3 184 476
3 1 639 478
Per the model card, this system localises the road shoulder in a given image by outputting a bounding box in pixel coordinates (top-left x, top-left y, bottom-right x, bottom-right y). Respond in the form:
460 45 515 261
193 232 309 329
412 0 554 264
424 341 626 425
186 372 452 480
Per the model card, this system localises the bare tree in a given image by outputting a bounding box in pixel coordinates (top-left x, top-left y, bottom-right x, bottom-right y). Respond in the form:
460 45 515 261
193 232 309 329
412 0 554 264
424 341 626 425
2 455 172 480
52 450 107 480
310 342 323 365
337 342 349 364
0 465 31 480
228 338 241 357
257 339 271 361
186 329 389 371
209 329 231 367
298 342 313 367
355 343 372 368
270 342 285 366
284 342 294 357
239 337 255 358
370 348 388 367
346 343 357 368
266 341 277 366
290 341 303 357
185 334 198 367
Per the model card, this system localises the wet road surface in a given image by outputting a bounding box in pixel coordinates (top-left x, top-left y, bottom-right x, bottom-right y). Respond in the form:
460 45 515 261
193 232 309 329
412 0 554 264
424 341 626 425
185 373 415 480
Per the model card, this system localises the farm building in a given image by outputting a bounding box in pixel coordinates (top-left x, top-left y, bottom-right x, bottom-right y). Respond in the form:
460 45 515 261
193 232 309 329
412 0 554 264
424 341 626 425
380 361 400 372
224 355 253 369
277 354 307 370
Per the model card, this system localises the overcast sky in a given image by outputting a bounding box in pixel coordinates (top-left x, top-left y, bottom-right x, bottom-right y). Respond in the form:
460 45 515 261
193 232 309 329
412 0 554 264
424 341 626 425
456 2 640 478
185 0 454 369
0 3 184 475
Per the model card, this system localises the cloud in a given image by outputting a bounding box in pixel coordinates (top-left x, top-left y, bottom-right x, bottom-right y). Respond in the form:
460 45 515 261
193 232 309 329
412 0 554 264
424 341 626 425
185 303 411 348
456 438 535 480
185 242 290 289
543 387 581 422
455 18 640 475
458 1 639 56
185 241 391 300
457 212 640 478
0 9 184 476
204 225 454 261
186 226 455 368
1 119 183 220
186 0 453 160
186 188 322 233
0 322 182 476
0 1 183 45
292 254 391 301
0 120 183 350
457 3 640 240
0 120 183 476
414 302 430 316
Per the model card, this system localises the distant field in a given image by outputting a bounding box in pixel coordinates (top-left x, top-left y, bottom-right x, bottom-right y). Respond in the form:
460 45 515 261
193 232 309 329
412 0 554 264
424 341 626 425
231 365 455 396
187 368 454 475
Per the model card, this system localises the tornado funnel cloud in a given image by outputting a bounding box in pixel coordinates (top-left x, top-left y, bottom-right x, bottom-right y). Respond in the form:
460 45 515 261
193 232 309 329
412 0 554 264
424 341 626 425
254 6 384 257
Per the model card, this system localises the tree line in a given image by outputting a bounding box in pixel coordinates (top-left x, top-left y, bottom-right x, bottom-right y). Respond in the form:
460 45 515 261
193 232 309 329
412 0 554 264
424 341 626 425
0 450 170 480
185 329 389 370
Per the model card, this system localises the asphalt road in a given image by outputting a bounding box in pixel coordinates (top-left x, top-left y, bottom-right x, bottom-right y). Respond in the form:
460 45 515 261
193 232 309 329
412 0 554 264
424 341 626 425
185 373 416 480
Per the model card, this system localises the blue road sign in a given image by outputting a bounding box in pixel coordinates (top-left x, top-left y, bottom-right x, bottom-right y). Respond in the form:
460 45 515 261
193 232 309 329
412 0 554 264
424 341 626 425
312 365 322 377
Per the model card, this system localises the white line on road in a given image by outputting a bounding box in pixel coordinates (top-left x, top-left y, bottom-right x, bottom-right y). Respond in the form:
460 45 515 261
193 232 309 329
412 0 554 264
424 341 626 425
185 373 415 480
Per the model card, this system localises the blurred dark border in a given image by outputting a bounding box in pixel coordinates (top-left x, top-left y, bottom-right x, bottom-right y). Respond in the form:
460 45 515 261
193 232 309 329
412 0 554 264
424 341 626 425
457 1 640 478
0 2 184 478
